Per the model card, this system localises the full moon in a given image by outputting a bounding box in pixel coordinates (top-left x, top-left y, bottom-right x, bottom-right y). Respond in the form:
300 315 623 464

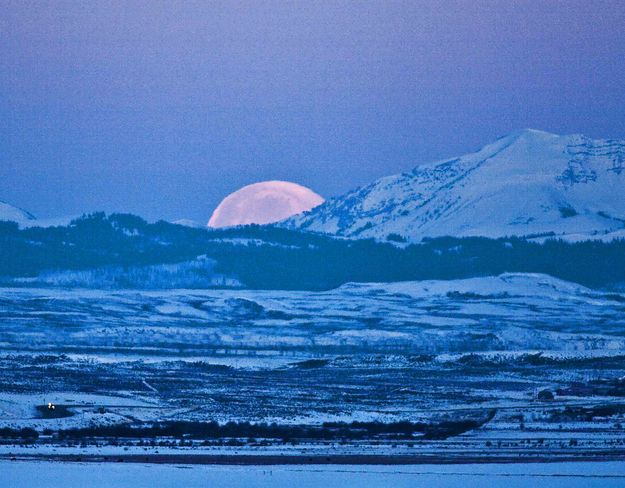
207 180 324 228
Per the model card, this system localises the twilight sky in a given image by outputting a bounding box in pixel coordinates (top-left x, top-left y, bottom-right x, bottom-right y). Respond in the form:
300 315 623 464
2 1 625 222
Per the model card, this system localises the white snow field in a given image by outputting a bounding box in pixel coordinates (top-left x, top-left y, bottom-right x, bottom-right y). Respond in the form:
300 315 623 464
2 460 625 488
1 273 625 470
1 273 623 354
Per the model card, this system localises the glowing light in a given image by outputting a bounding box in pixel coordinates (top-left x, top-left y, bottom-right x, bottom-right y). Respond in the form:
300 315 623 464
208 180 324 228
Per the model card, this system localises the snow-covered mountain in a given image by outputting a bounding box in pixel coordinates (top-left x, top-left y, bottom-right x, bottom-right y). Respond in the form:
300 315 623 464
171 218 205 228
285 129 625 241
0 201 36 225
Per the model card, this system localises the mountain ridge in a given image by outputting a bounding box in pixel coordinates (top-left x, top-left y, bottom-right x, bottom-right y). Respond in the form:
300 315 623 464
284 129 625 241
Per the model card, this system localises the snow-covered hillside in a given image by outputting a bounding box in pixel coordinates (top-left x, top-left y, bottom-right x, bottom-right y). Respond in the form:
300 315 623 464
0 201 36 225
2 273 624 354
285 129 625 241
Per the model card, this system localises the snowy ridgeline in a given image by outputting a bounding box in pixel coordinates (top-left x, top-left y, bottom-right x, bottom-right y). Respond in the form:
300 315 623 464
0 201 36 226
1 273 625 354
285 129 625 242
5 130 625 248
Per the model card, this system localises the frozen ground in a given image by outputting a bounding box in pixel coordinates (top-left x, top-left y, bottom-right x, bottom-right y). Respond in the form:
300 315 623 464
2 460 625 488
2 273 625 355
0 273 624 462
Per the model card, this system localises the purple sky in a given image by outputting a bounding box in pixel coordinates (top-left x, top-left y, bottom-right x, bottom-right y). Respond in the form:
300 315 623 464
2 1 625 222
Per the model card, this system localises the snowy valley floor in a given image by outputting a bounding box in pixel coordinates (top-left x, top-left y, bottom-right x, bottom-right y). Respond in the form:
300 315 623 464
0 273 625 476
3 460 625 488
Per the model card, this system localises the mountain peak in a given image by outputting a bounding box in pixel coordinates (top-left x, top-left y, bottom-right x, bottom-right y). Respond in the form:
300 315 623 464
509 128 557 139
284 131 625 242
486 128 564 151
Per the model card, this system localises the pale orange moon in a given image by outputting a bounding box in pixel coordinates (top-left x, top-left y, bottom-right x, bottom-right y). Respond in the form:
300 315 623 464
207 180 324 228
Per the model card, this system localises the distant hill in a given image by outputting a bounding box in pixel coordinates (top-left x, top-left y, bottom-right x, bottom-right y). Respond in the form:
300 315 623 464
285 129 625 242
1 212 625 290
0 201 36 225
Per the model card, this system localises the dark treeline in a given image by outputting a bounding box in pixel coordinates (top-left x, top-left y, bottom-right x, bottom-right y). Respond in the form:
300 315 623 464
0 420 485 442
58 420 427 441
0 427 38 439
1 213 624 289
56 418 487 441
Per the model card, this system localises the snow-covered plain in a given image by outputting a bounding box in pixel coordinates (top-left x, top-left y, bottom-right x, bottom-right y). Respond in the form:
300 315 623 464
1 273 625 469
2 460 625 488
2 273 624 354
